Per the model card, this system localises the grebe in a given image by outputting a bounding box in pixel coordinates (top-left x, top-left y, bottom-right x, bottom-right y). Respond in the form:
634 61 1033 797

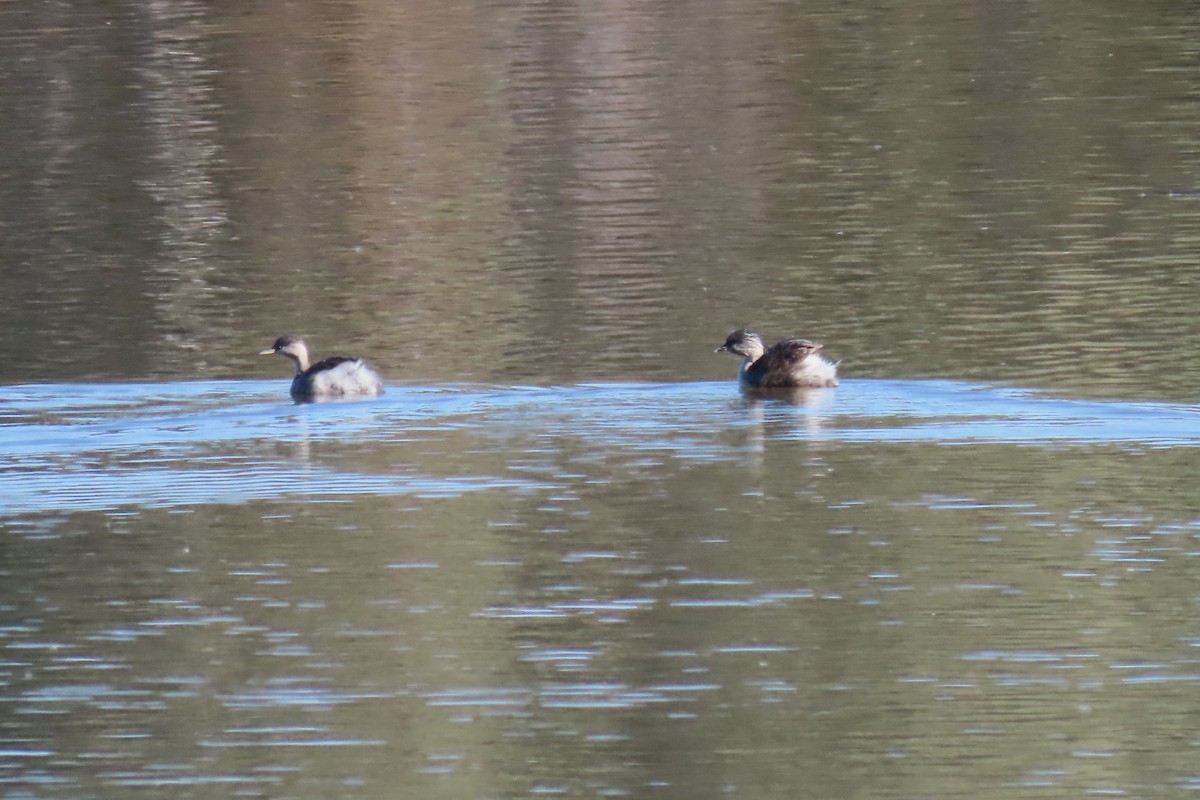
259 335 384 401
716 328 839 388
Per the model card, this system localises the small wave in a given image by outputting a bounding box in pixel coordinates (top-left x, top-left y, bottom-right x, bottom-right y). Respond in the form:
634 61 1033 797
0 379 1195 515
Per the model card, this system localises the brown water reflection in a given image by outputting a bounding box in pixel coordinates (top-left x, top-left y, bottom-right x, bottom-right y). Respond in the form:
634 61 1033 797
3 427 1200 797
0 0 1198 397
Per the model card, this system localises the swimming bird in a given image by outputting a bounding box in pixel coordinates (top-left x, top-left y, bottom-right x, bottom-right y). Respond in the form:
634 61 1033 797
259 335 384 401
716 328 839 388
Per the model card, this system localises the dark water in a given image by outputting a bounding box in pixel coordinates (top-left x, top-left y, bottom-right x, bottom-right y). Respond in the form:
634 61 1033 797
3 0 1200 397
2 0 1200 797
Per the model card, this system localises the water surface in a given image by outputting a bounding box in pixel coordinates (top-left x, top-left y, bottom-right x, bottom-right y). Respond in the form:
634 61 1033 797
2 0 1200 797
3 380 1200 797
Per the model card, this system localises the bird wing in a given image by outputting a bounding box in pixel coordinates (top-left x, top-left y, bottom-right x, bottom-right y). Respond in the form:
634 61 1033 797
307 355 359 374
749 338 824 388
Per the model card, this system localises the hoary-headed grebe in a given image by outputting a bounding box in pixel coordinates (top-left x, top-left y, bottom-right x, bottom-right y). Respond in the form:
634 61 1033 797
716 328 839 388
260 335 384 401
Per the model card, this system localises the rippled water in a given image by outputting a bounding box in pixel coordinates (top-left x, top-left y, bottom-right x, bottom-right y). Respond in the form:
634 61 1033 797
3 0 1200 398
2 0 1200 797
3 380 1200 796
3 378 1197 514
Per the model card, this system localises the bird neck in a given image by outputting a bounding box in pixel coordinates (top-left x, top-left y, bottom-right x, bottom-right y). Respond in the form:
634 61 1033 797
737 357 754 382
738 336 765 364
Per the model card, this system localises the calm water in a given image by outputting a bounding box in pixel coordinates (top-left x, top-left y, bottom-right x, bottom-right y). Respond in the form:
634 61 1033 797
2 0 1200 797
